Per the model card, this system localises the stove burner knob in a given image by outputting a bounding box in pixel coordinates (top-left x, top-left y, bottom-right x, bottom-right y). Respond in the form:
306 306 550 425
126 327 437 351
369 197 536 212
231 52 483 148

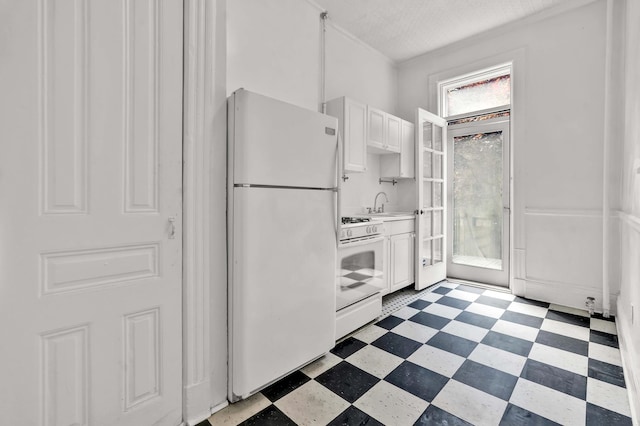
347 229 353 237
366 226 371 233
372 225 378 233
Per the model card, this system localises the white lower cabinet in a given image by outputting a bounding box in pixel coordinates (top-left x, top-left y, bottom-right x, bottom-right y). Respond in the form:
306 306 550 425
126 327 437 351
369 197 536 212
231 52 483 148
390 232 415 292
381 219 415 294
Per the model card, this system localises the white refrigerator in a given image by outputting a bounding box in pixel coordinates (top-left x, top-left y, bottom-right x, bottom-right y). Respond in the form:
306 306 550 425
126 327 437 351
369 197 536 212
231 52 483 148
227 89 339 401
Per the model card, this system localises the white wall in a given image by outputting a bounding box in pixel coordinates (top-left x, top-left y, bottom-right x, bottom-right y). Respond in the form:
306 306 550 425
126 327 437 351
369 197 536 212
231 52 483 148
227 0 399 215
617 0 640 420
227 0 397 113
397 0 609 310
227 0 320 110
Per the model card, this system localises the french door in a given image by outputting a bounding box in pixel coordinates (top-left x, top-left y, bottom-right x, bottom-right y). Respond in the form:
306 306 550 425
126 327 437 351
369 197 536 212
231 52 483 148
447 118 510 287
415 109 448 290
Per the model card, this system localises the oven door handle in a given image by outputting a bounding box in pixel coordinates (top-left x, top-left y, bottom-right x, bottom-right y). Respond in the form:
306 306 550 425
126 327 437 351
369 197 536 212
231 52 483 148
340 235 385 248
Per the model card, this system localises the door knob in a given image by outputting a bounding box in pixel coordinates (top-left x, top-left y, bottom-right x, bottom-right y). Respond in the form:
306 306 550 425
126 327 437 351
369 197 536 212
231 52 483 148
168 217 176 239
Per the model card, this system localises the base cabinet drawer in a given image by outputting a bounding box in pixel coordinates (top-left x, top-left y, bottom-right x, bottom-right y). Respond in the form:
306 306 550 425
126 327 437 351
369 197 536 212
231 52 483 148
336 294 382 340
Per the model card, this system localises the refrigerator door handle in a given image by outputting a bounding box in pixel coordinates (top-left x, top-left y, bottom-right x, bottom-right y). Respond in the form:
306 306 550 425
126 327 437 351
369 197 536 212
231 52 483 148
336 132 342 243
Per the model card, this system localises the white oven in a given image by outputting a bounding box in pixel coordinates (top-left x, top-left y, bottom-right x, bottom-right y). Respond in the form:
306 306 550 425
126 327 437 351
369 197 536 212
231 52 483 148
337 221 386 310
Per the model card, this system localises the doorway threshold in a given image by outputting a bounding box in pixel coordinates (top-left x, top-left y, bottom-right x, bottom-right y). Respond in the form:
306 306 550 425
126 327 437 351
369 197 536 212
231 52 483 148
445 277 511 293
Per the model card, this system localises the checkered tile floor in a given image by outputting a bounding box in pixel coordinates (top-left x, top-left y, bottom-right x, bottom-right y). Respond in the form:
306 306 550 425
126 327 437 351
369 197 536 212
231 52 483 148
202 281 633 425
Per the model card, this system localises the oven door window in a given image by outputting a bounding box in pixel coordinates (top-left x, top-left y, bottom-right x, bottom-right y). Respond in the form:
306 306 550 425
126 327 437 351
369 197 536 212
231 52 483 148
337 240 384 310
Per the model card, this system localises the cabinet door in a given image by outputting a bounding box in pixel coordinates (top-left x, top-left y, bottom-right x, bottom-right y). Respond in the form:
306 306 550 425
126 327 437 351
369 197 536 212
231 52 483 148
390 233 414 291
400 120 415 178
386 114 402 153
379 119 414 179
367 106 386 150
344 99 367 172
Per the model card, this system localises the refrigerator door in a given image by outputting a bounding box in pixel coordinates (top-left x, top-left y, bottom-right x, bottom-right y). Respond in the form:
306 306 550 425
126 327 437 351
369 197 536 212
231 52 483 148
229 186 337 400
229 89 338 189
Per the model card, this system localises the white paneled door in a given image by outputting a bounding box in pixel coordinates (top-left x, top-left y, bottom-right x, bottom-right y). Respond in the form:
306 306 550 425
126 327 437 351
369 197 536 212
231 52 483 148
0 1 183 425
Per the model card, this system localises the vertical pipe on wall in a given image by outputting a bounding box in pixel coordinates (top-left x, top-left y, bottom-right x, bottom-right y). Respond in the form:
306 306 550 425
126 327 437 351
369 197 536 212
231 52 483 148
320 11 328 113
601 0 615 318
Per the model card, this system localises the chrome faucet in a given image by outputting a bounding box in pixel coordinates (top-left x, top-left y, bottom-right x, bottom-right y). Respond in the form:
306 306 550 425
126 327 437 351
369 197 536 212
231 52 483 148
373 192 389 213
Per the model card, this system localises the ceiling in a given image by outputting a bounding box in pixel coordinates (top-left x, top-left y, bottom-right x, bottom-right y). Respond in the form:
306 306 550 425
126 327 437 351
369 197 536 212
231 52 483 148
311 0 569 62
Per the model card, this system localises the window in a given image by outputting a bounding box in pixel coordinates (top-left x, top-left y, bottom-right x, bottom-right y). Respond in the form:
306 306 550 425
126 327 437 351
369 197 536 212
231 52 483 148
439 64 511 118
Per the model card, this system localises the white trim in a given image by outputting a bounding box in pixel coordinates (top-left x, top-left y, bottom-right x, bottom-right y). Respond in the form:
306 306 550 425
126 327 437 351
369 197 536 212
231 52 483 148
183 0 228 423
445 105 510 124
601 0 617 317
616 298 640 424
183 0 211 420
184 399 229 426
447 113 510 130
522 277 616 315
524 208 604 218
620 211 640 233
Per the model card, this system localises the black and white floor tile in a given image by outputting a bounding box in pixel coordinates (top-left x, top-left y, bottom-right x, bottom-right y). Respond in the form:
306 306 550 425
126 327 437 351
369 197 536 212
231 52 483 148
201 281 633 425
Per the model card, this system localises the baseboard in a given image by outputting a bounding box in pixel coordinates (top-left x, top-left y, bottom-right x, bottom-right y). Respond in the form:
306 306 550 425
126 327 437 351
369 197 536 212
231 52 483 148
511 278 526 297
616 298 639 425
521 278 617 315
184 380 230 426
184 400 229 426
210 399 229 414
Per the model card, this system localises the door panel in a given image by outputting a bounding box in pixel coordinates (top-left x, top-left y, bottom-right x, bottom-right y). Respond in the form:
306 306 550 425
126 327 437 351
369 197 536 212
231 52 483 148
415 109 448 290
0 1 183 424
447 119 510 287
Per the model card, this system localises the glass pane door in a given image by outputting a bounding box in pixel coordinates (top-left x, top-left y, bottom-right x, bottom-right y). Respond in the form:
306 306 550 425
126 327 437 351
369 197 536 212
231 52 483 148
415 109 447 290
447 119 510 287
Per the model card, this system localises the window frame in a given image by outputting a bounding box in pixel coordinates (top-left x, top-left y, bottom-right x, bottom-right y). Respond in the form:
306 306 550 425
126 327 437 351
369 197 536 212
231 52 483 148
438 63 512 119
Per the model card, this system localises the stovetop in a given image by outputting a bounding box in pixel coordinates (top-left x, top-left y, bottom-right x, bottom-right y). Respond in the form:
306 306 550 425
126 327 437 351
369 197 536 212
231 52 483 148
340 217 383 241
341 217 372 225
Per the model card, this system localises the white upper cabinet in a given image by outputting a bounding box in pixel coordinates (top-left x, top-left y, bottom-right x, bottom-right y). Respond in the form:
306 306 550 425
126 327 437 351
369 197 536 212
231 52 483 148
367 106 401 154
386 114 402 152
327 97 367 173
400 120 415 177
380 119 415 179
367 106 385 151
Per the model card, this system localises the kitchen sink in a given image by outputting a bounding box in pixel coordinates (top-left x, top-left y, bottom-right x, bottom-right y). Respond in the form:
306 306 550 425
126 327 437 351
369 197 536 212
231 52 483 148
366 212 414 218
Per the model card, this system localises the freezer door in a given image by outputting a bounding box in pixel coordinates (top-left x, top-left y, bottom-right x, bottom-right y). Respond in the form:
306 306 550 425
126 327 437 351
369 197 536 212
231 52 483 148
229 89 338 189
229 186 337 399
